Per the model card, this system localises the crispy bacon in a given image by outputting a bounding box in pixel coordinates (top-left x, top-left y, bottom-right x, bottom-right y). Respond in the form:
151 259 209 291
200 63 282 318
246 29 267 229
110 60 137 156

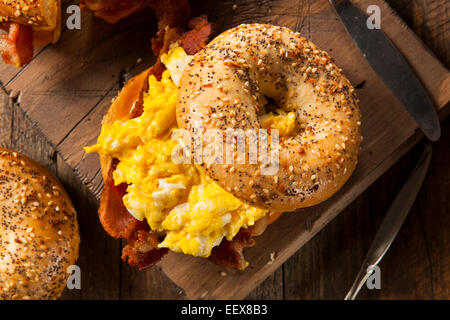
0 22 33 67
122 229 169 270
209 227 257 270
209 212 282 269
100 158 169 268
150 16 214 81
99 159 143 239
180 16 214 55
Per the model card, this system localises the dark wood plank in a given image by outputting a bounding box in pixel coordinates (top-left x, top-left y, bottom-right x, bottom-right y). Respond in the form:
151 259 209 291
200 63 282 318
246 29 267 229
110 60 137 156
10 99 58 173
417 123 450 299
283 193 372 299
0 91 12 147
246 268 284 300
0 65 22 88
120 263 185 300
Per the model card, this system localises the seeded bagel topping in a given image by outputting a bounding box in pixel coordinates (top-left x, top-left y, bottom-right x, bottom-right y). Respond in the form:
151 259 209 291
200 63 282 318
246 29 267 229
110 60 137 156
0 0 55 27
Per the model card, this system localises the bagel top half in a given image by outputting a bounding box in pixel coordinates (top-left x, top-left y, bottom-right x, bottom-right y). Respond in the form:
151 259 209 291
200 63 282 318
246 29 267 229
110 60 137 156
176 24 361 212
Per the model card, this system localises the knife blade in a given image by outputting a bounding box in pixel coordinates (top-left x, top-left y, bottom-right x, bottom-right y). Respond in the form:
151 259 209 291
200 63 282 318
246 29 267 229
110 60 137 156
344 143 432 300
329 0 441 141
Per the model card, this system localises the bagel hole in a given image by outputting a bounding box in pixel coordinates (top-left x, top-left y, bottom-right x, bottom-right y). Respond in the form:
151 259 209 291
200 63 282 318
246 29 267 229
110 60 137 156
259 96 298 139
260 96 279 115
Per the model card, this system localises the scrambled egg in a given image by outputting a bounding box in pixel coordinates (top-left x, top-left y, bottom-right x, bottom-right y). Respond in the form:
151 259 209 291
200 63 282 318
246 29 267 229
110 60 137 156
86 46 268 258
260 109 297 138
160 44 191 86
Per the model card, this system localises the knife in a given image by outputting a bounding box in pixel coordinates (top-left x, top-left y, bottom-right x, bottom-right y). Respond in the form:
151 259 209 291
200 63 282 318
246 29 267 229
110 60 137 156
344 143 432 300
329 0 441 141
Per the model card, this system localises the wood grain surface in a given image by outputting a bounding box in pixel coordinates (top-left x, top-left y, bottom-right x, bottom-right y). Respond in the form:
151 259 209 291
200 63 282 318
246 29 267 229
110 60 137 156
0 0 448 299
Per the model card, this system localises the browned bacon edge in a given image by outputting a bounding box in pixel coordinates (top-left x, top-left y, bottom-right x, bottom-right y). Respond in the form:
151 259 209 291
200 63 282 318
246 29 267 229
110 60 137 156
0 22 33 67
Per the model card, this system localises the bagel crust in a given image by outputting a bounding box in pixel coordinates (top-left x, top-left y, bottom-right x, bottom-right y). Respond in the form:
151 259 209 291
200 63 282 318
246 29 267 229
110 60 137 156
0 148 79 300
177 24 361 211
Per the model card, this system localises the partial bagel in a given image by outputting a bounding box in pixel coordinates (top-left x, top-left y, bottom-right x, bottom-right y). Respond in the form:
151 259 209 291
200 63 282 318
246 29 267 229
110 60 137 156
0 148 79 300
177 24 361 211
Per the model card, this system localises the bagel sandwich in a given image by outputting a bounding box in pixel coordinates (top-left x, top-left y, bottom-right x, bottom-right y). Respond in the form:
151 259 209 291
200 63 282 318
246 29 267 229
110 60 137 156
85 23 361 270
0 0 61 67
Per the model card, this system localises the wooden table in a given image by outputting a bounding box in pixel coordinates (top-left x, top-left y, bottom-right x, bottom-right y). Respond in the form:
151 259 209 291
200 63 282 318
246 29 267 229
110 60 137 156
0 0 448 299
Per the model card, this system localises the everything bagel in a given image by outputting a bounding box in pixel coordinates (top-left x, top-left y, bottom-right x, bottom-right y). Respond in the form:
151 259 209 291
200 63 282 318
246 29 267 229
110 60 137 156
177 24 362 211
0 148 79 299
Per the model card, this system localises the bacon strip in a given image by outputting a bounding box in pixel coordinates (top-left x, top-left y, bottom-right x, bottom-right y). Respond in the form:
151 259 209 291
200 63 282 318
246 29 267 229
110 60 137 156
180 16 214 55
122 229 169 270
209 227 257 270
0 22 33 67
99 159 142 239
209 211 282 270
99 157 168 268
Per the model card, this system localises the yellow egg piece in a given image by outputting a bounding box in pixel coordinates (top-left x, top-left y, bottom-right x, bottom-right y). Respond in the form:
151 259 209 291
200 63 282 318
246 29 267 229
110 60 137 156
260 109 297 138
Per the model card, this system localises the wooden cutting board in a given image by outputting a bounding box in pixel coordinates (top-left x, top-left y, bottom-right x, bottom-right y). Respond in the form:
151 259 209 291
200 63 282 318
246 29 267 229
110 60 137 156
0 0 449 299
